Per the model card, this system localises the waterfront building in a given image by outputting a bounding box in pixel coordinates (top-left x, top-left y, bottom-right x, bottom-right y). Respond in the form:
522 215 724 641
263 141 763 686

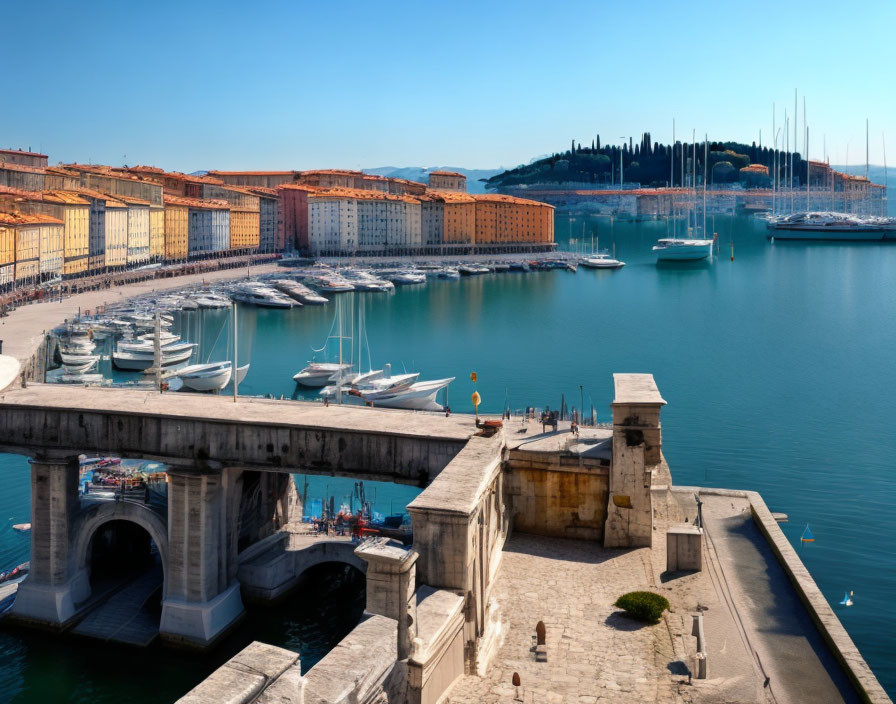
428 170 467 192
8 214 44 283
0 163 46 192
199 184 259 251
431 190 477 245
44 166 82 191
250 187 282 252
185 198 231 257
0 148 48 169
208 170 297 188
473 193 554 245
62 165 164 208
355 192 422 252
296 169 426 196
277 184 315 252
0 214 15 286
149 204 165 261
308 191 357 255
114 194 151 266
739 164 771 188
418 193 444 246
0 188 91 278
71 188 128 272
36 215 64 278
162 196 189 261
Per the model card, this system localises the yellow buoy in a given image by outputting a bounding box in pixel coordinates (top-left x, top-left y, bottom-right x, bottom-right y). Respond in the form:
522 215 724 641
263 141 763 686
471 390 481 420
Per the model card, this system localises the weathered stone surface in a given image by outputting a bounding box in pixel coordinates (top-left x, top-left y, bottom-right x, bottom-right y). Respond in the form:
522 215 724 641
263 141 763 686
177 641 299 704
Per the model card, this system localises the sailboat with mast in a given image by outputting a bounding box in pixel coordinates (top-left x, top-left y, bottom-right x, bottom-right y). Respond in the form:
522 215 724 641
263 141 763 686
654 131 714 261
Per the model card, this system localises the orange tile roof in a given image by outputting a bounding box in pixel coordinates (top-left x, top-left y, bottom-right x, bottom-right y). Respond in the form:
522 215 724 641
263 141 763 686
0 148 48 159
163 194 230 210
0 162 45 174
109 193 151 206
424 190 477 203
740 164 769 174
308 187 420 204
0 211 63 225
0 187 89 206
208 170 295 177
277 183 321 193
473 193 554 207
44 190 90 205
69 187 127 207
429 170 466 178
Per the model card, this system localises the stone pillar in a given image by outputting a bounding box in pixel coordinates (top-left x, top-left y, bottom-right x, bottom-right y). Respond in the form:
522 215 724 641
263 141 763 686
160 465 244 648
604 374 666 548
11 454 87 626
355 538 418 660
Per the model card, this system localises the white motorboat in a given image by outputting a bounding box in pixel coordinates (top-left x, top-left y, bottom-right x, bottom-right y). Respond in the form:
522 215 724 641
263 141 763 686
458 264 490 276
116 340 194 354
292 362 353 387
60 351 97 365
112 346 195 371
766 211 891 240
319 371 419 399
175 361 250 392
61 356 98 374
46 370 105 385
359 377 454 411
231 285 295 308
652 238 714 261
580 253 625 269
195 295 232 309
342 271 394 292
314 277 355 293
387 270 426 285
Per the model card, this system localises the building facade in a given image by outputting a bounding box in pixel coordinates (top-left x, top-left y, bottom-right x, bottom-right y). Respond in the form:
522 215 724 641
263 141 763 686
428 171 467 192
0 148 49 168
163 197 190 261
0 215 16 286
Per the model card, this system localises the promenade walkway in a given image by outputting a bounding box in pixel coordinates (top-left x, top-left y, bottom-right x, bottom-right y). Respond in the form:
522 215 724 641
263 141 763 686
0 261 281 391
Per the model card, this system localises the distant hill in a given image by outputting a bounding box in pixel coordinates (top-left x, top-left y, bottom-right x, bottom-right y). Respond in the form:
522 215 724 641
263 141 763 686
485 134 813 190
363 166 503 194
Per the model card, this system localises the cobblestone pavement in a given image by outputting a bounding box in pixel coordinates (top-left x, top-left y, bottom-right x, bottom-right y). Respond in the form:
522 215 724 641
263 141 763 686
445 533 691 704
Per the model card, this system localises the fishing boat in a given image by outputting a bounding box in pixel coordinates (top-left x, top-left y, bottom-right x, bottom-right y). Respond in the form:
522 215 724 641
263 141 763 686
653 238 714 261
801 524 815 543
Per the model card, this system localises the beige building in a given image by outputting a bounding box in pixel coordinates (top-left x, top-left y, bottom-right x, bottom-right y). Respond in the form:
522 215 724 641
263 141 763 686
104 199 129 269
308 193 357 255
0 163 46 192
0 148 48 168
428 170 467 192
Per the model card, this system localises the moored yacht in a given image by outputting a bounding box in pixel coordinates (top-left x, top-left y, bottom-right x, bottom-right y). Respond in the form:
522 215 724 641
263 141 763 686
293 362 353 387
580 253 625 269
652 238 714 261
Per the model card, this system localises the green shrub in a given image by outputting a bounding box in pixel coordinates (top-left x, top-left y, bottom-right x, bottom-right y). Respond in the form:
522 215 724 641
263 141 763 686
614 591 669 623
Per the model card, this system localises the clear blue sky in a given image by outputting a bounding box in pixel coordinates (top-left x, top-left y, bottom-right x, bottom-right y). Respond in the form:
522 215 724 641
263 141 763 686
3 0 894 171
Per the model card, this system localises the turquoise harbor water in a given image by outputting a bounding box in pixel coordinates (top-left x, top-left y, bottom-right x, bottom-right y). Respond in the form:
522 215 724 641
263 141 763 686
1 211 896 699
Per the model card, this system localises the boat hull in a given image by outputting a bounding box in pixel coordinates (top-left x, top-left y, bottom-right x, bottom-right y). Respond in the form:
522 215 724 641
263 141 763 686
654 246 711 261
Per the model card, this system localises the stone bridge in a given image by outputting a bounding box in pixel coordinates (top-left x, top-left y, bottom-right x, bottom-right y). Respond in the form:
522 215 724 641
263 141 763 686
0 374 667 704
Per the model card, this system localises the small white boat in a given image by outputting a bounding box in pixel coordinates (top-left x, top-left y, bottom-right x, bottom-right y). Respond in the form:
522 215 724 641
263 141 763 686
61 357 98 373
116 340 193 354
293 362 353 387
458 264 489 276
437 268 460 280
195 295 232 309
580 253 625 269
319 371 419 399
387 271 426 285
232 285 295 308
314 277 355 293
359 377 454 411
112 346 195 371
175 361 250 392
652 238 713 261
46 369 105 385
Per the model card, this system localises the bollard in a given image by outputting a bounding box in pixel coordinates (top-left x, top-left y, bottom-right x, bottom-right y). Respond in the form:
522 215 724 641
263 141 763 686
691 613 707 679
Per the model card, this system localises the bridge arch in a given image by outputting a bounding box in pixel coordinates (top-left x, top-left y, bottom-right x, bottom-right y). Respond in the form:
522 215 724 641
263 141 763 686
72 501 169 599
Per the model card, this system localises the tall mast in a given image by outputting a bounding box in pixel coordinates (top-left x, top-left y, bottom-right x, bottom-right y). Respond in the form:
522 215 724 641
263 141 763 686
794 88 798 211
703 135 707 239
882 133 888 217
773 103 776 214
232 302 238 402
866 118 870 181
671 119 675 187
